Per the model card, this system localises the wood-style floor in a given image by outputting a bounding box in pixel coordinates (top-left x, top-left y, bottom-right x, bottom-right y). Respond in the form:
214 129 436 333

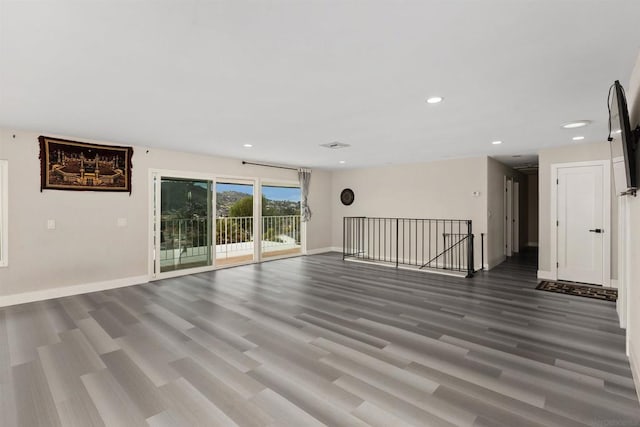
1 251 639 426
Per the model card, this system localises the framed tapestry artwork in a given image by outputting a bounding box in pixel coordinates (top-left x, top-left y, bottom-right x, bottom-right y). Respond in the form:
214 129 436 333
39 136 133 193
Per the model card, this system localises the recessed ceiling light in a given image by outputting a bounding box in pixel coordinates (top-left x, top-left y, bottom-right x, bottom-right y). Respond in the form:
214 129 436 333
491 140 503 145
338 160 346 164
562 120 591 129
426 96 443 104
243 144 253 148
572 136 585 141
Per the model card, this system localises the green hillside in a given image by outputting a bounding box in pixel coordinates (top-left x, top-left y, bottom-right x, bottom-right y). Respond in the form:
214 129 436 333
161 181 299 218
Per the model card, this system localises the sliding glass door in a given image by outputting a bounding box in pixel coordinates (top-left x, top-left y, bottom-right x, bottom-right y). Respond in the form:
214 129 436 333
215 180 256 267
261 184 302 259
151 174 305 277
158 177 213 273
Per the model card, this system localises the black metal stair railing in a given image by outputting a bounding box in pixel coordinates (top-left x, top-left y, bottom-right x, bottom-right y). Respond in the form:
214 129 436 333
343 217 474 277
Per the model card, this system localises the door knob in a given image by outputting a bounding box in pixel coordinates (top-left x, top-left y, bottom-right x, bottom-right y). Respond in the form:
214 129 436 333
588 228 603 233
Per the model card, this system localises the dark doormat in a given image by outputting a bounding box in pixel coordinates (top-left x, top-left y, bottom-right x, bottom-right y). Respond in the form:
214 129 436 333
536 281 617 302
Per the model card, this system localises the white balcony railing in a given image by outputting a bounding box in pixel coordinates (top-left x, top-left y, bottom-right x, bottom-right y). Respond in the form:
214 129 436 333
160 215 301 269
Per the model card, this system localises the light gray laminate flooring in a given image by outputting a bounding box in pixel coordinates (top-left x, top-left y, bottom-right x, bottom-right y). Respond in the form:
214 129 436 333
1 251 639 426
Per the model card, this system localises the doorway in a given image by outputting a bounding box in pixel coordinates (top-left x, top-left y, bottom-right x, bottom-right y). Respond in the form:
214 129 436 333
551 161 611 286
261 184 302 259
504 177 520 256
215 180 257 267
152 174 214 276
150 172 305 279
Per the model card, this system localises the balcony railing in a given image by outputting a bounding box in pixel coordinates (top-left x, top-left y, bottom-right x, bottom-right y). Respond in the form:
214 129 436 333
160 215 301 268
343 217 474 277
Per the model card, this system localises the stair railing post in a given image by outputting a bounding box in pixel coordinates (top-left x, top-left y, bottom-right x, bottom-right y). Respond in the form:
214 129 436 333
481 232 485 271
395 218 399 268
343 217 346 259
467 220 474 277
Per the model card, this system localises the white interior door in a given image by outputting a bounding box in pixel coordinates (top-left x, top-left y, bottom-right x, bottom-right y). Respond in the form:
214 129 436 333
556 164 607 285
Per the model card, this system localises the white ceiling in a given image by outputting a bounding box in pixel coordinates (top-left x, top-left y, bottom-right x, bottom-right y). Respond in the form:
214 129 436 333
1 0 639 169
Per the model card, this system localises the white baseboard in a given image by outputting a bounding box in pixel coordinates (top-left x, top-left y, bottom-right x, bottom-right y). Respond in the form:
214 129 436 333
526 242 539 247
629 344 640 404
537 270 557 281
306 247 341 255
0 275 149 308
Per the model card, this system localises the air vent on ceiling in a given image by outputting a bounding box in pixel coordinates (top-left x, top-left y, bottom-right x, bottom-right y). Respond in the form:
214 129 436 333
320 142 350 149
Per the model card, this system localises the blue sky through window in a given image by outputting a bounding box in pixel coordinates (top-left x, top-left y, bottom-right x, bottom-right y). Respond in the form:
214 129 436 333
263 186 300 202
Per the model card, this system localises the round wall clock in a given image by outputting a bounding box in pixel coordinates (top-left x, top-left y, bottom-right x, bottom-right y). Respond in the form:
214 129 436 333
340 188 355 206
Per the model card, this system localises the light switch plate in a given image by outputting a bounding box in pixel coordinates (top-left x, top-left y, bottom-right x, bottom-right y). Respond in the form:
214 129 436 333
47 219 56 230
117 218 127 227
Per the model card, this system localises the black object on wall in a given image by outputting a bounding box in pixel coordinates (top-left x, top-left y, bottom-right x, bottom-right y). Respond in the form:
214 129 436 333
340 188 355 205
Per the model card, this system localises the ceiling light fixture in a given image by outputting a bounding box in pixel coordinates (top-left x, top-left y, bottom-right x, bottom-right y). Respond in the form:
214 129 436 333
491 140 503 145
572 136 585 141
426 96 443 104
338 160 346 164
243 144 253 148
562 120 591 129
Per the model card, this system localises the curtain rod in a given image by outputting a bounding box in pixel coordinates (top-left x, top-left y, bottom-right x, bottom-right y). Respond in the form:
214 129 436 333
241 160 300 171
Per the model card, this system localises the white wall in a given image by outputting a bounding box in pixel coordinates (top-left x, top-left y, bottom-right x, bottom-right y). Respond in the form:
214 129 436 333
625 52 640 398
486 157 525 268
538 141 618 278
0 129 332 297
330 157 487 270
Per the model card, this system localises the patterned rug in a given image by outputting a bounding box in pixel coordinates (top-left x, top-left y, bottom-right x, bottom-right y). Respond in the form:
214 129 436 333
536 281 617 302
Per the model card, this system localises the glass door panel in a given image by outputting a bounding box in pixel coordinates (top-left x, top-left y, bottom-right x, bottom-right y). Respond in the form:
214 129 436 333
160 177 213 273
216 181 255 267
261 185 302 259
